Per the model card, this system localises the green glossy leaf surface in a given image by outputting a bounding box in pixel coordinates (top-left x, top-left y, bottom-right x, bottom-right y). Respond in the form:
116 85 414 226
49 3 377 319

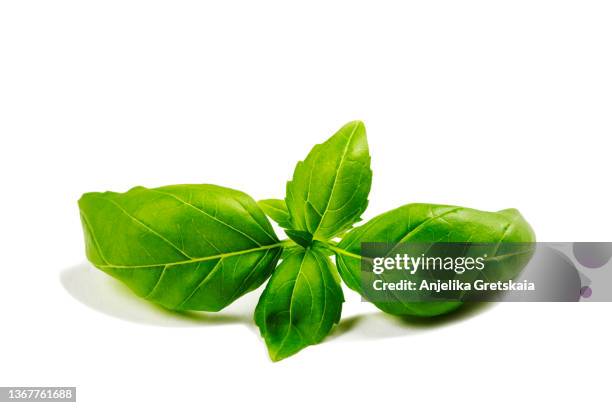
335 204 536 317
285 120 372 240
258 198 292 229
255 247 344 361
79 184 282 311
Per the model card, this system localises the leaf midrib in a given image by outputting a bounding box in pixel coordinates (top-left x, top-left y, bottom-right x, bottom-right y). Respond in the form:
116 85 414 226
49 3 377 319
311 123 360 239
272 249 310 360
94 241 286 269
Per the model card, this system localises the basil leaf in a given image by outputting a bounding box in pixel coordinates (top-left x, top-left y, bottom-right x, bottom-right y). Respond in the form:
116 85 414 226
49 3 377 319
283 229 313 248
335 204 536 317
255 247 344 361
285 120 372 240
79 184 282 311
258 198 292 229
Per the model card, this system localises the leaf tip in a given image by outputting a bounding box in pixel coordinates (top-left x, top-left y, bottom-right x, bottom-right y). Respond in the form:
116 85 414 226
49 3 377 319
345 119 365 129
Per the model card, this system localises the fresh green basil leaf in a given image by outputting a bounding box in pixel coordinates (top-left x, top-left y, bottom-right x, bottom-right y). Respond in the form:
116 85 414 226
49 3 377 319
335 204 536 317
285 120 372 241
258 199 292 229
255 247 344 361
79 184 282 311
284 229 313 248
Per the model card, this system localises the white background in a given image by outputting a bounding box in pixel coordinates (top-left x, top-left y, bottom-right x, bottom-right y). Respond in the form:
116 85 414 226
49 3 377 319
1 1 611 407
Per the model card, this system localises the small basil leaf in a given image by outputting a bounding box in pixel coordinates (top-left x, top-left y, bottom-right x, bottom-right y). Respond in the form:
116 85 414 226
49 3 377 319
285 120 372 240
284 229 313 248
335 204 536 317
258 199 292 229
79 184 282 311
255 247 344 361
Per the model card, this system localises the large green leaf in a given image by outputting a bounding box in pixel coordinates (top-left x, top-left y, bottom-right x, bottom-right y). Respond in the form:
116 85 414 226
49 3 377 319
335 203 536 317
79 184 282 311
255 246 344 361
285 120 372 242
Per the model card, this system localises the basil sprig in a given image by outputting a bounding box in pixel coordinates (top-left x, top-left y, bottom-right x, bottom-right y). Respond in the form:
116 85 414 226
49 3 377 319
79 121 535 361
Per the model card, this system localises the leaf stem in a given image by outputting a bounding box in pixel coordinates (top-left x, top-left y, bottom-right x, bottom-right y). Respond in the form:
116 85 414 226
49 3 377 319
280 239 299 249
317 241 362 260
